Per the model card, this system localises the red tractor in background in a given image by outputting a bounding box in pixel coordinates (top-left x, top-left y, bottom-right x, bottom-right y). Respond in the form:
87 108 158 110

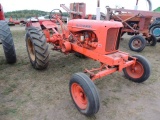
8 16 20 26
0 4 16 63
105 7 160 52
8 16 26 26
25 7 151 116
105 0 160 52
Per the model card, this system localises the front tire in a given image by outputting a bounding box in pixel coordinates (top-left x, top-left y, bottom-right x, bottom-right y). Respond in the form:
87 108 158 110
128 35 146 52
69 72 100 116
0 21 16 63
25 27 49 70
123 55 151 83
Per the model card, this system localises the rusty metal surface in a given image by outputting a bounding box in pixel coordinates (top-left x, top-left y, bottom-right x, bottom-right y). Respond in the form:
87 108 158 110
106 8 160 19
105 7 158 36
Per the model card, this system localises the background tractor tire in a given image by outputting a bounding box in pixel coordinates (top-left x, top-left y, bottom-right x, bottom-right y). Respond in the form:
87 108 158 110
149 21 160 38
25 27 49 70
146 35 157 46
128 35 146 52
123 55 151 83
69 72 100 116
0 21 16 63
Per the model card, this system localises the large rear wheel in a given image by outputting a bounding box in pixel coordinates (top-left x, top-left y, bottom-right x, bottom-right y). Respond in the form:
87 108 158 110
69 72 100 116
149 21 160 38
0 21 16 63
25 27 49 70
123 55 151 83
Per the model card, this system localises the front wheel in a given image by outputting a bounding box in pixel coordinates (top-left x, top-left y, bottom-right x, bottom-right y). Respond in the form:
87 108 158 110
123 55 151 83
128 35 146 52
69 72 100 116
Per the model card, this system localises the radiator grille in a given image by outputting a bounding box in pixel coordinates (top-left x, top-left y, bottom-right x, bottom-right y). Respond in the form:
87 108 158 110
106 28 119 52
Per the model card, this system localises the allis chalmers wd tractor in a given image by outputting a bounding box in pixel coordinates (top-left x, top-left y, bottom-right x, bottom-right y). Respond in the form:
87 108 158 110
25 9 151 116
0 4 16 63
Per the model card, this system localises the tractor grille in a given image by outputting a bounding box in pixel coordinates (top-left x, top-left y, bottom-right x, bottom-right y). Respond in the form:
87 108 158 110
106 28 119 52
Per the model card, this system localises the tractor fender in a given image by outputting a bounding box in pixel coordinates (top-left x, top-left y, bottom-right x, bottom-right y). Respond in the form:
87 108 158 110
26 21 41 30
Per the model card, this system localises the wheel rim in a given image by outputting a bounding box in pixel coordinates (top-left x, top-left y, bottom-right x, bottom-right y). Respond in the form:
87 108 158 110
153 28 160 37
27 38 35 61
126 61 144 79
71 83 88 110
131 39 142 49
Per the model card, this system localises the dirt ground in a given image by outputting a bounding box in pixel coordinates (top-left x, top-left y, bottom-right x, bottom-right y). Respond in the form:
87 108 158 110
0 25 160 120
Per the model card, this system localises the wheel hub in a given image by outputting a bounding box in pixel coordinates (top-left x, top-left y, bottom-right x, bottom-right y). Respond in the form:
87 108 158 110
27 38 35 61
71 83 88 109
132 39 142 49
153 28 160 37
126 61 144 79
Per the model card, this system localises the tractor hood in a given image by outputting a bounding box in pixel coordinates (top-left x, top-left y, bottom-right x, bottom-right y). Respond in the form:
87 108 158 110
67 19 123 32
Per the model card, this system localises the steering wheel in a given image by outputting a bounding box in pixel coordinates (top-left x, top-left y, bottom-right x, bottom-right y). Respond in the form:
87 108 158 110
49 9 62 22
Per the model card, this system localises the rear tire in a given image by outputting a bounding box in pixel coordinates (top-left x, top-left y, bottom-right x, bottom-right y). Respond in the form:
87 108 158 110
149 21 160 37
123 55 151 83
69 72 100 116
25 27 49 70
128 35 146 52
0 21 16 63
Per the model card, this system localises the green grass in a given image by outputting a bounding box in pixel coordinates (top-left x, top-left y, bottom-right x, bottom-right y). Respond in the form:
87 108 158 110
0 107 17 116
2 83 18 95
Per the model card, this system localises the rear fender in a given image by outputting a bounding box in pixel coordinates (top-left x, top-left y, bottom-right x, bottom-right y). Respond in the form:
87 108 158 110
26 21 41 29
42 21 57 30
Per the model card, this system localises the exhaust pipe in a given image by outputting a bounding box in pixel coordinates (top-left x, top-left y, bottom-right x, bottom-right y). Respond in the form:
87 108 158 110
134 0 138 10
147 0 152 11
96 0 100 20
134 0 152 11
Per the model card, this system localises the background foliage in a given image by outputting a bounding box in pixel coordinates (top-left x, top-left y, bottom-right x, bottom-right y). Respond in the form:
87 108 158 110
5 10 69 19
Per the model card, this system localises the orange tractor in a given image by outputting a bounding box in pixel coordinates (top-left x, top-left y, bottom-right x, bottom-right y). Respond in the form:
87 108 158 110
25 9 151 116
0 4 16 63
